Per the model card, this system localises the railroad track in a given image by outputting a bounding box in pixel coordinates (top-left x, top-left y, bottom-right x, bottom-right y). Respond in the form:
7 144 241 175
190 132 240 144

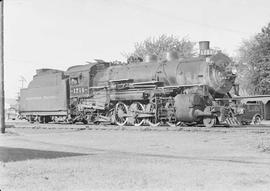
6 121 270 133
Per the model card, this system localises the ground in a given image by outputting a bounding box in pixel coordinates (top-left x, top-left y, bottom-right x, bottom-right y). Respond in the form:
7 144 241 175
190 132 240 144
1 121 270 191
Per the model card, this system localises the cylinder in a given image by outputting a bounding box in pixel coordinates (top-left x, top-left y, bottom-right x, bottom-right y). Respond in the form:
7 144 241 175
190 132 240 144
174 94 205 122
199 41 210 50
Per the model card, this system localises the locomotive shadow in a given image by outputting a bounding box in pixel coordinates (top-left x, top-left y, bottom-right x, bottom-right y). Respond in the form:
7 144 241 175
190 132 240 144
0 146 88 163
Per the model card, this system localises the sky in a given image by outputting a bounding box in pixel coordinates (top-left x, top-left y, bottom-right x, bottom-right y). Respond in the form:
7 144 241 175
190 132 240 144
4 0 270 98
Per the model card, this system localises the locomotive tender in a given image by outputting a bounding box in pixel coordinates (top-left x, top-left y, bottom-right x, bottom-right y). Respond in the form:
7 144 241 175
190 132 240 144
19 41 239 127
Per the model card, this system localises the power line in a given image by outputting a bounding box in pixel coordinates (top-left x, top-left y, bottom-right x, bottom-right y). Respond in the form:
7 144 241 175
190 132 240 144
122 1 250 35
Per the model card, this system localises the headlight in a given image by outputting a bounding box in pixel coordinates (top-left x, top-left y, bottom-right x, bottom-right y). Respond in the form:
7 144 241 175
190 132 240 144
232 67 237 75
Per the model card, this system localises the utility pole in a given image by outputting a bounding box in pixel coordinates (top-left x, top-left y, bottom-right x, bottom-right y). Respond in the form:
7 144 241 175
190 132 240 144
0 0 5 133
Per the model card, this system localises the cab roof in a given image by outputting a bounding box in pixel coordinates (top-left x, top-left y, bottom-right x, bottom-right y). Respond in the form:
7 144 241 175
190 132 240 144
65 60 109 74
66 63 97 74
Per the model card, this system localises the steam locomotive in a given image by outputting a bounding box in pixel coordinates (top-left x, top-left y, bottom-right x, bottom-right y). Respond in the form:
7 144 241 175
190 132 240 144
19 41 239 127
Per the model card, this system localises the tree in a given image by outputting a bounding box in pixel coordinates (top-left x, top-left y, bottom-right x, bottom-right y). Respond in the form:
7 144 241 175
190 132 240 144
124 35 195 62
236 22 270 95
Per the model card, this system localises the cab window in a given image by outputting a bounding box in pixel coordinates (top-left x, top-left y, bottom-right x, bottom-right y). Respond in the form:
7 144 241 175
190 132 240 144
70 77 79 85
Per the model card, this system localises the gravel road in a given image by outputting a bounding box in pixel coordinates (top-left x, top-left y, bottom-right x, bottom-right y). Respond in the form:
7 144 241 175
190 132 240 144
1 124 270 191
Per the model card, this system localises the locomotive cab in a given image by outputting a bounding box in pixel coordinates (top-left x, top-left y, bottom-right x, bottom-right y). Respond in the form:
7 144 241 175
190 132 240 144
66 61 111 123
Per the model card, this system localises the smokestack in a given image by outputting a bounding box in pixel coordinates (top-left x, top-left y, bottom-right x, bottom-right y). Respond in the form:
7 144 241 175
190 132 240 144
199 41 210 50
199 41 212 56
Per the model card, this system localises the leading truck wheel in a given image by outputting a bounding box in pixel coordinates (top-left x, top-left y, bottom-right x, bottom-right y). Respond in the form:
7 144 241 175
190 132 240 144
203 106 216 128
203 117 216 128
114 102 128 126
